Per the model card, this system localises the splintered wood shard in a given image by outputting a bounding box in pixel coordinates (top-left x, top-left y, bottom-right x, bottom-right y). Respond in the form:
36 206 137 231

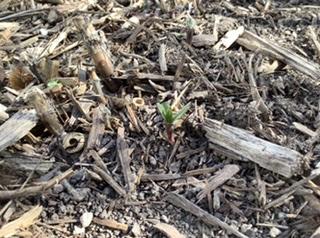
86 106 105 150
93 218 128 232
166 193 248 238
0 205 42 237
203 118 305 178
93 165 126 197
117 127 136 192
0 109 38 152
197 164 240 202
0 169 73 200
153 222 186 238
236 30 320 80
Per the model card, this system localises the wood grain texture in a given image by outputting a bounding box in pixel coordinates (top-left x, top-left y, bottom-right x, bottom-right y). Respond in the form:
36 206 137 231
203 118 305 178
0 109 38 152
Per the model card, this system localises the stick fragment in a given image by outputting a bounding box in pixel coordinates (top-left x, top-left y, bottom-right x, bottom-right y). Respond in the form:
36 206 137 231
166 193 248 238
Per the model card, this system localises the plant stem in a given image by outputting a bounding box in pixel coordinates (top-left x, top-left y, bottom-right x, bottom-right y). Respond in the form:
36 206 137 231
166 124 174 144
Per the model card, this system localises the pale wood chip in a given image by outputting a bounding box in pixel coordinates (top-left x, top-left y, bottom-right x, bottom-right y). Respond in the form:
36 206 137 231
154 223 185 238
0 205 42 238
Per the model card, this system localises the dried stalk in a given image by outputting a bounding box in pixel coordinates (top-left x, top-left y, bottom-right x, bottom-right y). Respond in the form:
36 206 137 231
73 16 120 92
26 87 65 136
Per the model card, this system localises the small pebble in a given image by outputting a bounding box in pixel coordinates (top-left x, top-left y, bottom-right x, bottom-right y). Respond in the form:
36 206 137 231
138 192 145 200
51 213 59 221
161 214 169 223
269 227 281 237
53 184 64 194
80 212 93 228
99 210 107 219
102 187 113 196
39 28 48 36
149 156 157 166
240 224 252 233
73 225 85 235
131 223 142 237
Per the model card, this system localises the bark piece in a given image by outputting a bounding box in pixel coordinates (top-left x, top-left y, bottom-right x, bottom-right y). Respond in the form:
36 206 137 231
0 109 38 152
203 118 305 178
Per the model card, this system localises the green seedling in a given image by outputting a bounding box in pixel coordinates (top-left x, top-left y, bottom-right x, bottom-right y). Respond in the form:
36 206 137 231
186 15 196 45
47 79 63 94
157 102 191 144
47 80 62 89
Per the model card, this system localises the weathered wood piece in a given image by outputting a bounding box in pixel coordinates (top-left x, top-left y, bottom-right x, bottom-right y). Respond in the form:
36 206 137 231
141 173 181 182
0 153 53 175
0 109 38 152
0 205 42 238
203 118 305 178
26 87 65 136
236 30 320 80
114 73 179 82
197 165 240 202
311 226 320 238
166 193 248 238
117 127 135 192
93 165 126 197
73 16 120 92
153 222 186 238
93 217 128 232
0 169 73 200
86 106 105 150
307 26 320 60
293 122 316 137
159 44 167 73
89 149 108 171
0 104 9 122
192 34 217 47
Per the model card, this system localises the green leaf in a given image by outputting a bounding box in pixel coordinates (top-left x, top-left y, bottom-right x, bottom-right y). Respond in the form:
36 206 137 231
157 102 174 124
172 102 191 122
186 15 196 29
47 80 62 89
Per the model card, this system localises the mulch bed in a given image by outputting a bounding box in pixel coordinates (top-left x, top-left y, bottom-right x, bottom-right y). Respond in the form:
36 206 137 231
1 0 320 237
